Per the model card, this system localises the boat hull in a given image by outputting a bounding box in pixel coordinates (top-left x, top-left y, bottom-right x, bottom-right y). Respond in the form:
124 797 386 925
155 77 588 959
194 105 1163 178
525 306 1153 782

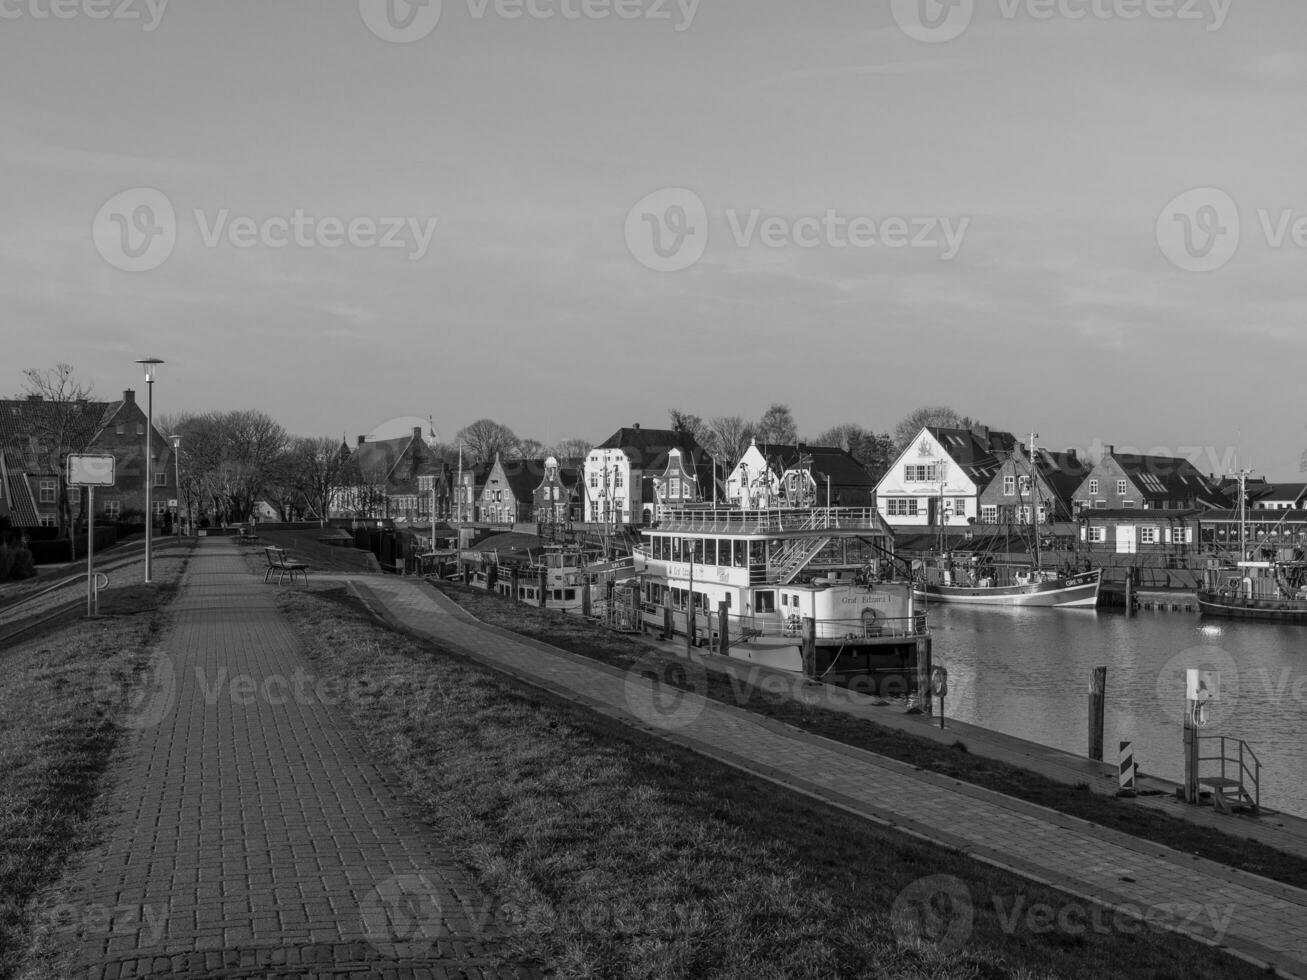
914 570 1101 608
1196 591 1307 624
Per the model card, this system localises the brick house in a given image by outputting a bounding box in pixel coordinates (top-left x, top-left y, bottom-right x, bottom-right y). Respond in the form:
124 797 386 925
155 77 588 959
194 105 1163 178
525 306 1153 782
478 455 552 525
0 389 176 530
332 427 448 521
1070 447 1227 512
533 456 582 525
975 445 1089 527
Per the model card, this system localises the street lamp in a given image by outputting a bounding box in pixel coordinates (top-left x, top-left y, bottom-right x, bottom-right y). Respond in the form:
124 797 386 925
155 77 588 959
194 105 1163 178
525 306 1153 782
136 357 164 582
170 434 183 538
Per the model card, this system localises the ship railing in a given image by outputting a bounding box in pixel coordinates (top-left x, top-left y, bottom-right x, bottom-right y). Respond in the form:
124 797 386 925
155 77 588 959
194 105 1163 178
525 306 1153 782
1197 735 1261 812
639 607 927 642
653 506 883 535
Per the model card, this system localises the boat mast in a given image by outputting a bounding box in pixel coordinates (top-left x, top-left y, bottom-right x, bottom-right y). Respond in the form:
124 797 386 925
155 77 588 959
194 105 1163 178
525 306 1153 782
1029 432 1040 570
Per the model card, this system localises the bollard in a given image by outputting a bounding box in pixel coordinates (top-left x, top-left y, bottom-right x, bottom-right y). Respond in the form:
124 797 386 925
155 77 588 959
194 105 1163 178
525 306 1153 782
1118 740 1138 797
1088 667 1106 762
718 600 730 657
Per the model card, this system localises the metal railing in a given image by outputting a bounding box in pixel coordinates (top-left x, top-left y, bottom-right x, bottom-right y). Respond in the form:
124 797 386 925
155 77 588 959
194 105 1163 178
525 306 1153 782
639 604 927 642
654 506 883 535
1197 736 1261 811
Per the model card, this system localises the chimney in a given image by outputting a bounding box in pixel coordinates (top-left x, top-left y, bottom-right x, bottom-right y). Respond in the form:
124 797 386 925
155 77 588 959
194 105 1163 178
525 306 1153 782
413 426 423 440
357 435 367 447
123 389 136 404
1064 448 1078 462
632 422 640 430
25 394 42 402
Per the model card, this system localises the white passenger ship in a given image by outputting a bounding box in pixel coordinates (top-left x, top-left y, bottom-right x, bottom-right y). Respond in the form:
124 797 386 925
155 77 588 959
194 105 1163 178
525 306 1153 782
632 505 931 692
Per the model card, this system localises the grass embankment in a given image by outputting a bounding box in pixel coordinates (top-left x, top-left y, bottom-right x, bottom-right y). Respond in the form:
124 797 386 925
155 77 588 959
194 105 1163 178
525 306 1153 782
0 553 187 980
282 585 1267 980
436 583 1307 891
252 529 380 574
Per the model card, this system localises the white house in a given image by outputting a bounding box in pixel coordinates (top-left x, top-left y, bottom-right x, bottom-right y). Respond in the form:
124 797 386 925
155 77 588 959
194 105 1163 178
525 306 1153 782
583 425 712 526
875 426 1016 528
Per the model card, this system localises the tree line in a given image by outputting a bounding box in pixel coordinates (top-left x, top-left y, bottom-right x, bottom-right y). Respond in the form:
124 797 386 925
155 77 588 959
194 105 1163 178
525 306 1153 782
10 365 985 530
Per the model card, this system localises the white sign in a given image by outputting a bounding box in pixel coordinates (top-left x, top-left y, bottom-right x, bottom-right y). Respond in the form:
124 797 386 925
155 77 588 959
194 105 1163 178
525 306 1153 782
168 499 178 508
67 454 116 487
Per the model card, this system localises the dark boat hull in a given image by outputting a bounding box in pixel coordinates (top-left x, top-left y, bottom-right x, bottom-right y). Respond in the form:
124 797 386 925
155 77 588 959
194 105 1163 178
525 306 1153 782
1196 590 1307 624
914 570 1101 608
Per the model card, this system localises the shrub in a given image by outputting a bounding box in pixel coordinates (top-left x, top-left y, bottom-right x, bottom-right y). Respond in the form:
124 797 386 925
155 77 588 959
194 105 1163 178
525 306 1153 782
9 546 36 580
0 545 13 581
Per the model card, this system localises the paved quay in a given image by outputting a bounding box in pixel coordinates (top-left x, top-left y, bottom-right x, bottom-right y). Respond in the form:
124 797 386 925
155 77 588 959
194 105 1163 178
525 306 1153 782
46 540 539 980
346 573 1307 979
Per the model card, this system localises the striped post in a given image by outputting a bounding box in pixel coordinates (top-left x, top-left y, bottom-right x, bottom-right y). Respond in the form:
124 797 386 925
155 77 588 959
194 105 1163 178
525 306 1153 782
1118 741 1137 797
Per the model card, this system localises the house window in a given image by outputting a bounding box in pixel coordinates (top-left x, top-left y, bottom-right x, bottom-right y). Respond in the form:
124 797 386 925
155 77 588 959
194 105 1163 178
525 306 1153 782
886 498 919 517
953 498 966 517
495 490 503 502
1087 527 1106 543
39 480 56 503
104 500 121 518
980 505 998 524
155 472 167 486
115 423 124 435
669 477 681 499
1019 475 1031 495
38 514 57 527
589 472 598 488
905 464 939 483
1094 500 1107 509
1089 480 1099 494
1002 475 1015 496
1122 500 1135 509
1117 480 1128 496
1140 527 1159 545
153 500 168 516
136 423 144 435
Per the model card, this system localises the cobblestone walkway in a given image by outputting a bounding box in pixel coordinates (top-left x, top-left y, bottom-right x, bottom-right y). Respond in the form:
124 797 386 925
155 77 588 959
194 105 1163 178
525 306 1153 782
353 575 1307 979
51 541 538 979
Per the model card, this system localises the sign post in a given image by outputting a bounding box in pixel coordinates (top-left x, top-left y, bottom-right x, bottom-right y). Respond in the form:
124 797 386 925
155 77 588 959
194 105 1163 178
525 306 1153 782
67 454 116 617
1183 668 1220 804
931 666 949 730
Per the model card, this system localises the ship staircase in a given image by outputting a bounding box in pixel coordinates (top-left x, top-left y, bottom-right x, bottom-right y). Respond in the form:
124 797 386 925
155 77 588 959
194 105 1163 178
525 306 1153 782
768 536 833 584
1197 736 1261 815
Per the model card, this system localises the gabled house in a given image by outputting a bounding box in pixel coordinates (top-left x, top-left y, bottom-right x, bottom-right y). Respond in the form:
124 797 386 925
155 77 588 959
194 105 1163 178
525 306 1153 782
652 448 702 511
478 455 551 525
724 440 875 508
975 445 1089 527
583 424 713 526
0 390 176 530
534 456 582 525
454 464 490 523
332 427 445 521
1070 447 1227 513
875 425 1017 528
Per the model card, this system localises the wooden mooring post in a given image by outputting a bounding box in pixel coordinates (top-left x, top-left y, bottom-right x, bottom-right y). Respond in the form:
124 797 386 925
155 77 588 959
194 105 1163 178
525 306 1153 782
801 617 816 680
582 582 591 618
718 600 730 657
1088 666 1107 762
539 567 548 608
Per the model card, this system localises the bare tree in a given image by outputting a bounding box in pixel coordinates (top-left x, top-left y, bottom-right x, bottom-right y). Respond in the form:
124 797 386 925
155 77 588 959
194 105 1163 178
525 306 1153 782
551 437 593 462
893 406 978 450
756 403 797 445
707 416 755 468
18 365 95 556
290 436 346 525
456 419 521 466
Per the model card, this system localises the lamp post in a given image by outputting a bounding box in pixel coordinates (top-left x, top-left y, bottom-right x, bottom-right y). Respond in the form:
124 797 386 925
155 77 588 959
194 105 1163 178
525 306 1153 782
170 434 183 538
136 357 164 582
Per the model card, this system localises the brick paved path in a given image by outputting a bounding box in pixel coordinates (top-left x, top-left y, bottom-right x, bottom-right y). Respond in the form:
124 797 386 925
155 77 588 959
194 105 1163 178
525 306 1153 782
52 541 537 979
353 576 1307 979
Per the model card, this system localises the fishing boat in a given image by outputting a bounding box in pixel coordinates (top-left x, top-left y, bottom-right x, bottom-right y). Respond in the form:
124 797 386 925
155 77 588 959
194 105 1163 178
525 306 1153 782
456 537 634 614
912 433 1101 609
1196 470 1307 622
632 504 931 693
914 555 1102 608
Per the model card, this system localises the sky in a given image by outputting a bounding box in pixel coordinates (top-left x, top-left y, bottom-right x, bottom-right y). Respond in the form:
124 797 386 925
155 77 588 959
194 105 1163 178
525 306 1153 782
4 0 1307 476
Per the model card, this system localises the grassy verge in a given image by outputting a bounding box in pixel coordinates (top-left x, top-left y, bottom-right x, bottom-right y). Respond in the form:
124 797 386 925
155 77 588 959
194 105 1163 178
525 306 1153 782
436 582 1307 891
282 585 1267 980
0 553 187 980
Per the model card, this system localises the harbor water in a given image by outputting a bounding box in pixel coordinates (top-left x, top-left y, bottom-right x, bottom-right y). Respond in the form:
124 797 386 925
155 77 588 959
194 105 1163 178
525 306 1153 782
929 604 1307 818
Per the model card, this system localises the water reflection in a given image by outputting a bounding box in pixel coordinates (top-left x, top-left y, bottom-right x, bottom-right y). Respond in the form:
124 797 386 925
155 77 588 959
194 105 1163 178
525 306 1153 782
930 605 1307 817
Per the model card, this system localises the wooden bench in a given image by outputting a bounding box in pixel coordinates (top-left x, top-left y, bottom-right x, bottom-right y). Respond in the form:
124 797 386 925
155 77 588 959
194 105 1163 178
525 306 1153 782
263 547 309 584
237 526 260 543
